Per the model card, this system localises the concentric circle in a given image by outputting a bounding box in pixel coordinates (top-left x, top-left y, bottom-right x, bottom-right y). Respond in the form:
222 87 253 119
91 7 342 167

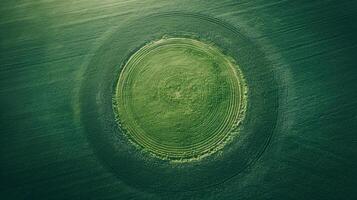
80 12 280 191
114 38 247 161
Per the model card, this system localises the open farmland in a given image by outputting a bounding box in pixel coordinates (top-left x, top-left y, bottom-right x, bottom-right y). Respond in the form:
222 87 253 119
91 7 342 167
1 1 357 199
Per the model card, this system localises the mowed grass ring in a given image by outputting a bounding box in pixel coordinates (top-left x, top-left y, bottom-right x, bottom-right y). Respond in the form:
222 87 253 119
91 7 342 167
80 12 280 191
114 38 247 161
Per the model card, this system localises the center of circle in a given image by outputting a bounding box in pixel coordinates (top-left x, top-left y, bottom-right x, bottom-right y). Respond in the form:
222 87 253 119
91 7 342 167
114 38 247 162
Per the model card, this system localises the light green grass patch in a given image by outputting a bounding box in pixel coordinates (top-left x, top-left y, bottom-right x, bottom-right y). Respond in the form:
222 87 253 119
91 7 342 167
114 38 247 162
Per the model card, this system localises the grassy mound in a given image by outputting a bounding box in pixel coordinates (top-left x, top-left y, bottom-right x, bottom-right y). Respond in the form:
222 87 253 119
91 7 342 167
114 38 247 161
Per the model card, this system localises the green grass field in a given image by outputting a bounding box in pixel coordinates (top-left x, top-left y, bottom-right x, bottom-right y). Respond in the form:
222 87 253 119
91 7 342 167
114 38 246 161
1 1 357 199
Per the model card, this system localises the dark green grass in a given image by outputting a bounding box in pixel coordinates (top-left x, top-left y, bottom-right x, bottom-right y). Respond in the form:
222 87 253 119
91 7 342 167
1 1 357 199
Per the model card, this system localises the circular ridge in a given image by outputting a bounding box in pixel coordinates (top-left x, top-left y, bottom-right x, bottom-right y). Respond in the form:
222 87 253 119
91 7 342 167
80 12 280 192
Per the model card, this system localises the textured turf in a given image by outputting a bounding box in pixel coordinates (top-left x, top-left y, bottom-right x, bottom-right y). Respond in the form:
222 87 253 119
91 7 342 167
114 38 247 161
2 1 357 199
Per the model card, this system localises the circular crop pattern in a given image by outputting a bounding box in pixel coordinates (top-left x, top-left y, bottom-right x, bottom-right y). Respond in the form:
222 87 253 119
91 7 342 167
114 38 246 161
79 12 281 192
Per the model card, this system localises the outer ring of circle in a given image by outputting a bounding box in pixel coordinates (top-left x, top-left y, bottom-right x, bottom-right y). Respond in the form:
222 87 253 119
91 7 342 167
79 12 280 192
